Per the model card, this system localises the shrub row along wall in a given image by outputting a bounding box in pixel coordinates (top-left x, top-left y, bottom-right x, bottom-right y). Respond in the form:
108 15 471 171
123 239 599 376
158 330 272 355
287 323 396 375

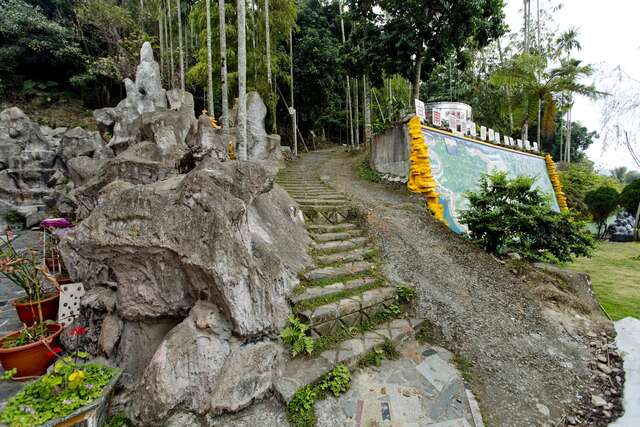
370 120 563 233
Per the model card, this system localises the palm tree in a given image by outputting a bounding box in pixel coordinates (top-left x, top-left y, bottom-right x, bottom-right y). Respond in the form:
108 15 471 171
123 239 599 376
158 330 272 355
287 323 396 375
611 166 629 184
491 54 601 149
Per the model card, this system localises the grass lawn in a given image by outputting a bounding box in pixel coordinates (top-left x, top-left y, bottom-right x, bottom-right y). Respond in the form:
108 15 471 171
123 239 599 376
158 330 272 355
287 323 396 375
568 241 640 320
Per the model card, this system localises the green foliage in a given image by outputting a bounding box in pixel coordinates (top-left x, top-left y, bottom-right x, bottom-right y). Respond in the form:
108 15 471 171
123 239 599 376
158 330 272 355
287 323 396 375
359 347 384 367
381 338 400 360
0 0 81 79
395 285 415 304
460 171 594 262
287 386 316 427
0 363 117 426
384 303 401 317
287 365 351 427
1 369 16 381
0 323 52 349
317 364 351 398
585 186 620 238
619 180 640 215
559 162 620 215
103 412 129 427
357 161 382 183
3 210 23 225
280 315 314 357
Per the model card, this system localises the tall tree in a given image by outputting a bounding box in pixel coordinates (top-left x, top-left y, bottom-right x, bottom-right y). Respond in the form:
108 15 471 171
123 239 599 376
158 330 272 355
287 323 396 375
238 0 247 159
338 0 354 148
289 25 297 155
167 0 175 87
219 0 229 128
265 0 275 132
206 0 214 114
176 0 185 90
347 0 506 104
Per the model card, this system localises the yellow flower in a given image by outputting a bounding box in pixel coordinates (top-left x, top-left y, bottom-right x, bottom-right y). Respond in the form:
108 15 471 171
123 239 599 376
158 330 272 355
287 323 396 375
68 370 86 382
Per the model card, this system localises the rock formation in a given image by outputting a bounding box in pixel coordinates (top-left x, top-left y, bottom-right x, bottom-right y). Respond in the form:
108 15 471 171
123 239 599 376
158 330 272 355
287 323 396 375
48 41 307 426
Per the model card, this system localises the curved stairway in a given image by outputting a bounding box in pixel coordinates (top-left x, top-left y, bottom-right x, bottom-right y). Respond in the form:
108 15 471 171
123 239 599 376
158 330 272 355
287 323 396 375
274 152 424 401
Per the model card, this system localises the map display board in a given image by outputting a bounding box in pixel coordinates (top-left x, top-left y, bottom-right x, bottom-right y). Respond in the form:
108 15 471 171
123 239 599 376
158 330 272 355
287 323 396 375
423 127 560 233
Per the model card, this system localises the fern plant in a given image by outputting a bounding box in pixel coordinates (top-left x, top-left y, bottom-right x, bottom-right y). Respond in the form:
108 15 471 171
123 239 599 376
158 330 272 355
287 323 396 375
280 315 314 357
317 364 351 397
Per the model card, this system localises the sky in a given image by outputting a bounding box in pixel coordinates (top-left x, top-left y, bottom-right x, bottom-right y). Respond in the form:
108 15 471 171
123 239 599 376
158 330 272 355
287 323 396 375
504 0 640 171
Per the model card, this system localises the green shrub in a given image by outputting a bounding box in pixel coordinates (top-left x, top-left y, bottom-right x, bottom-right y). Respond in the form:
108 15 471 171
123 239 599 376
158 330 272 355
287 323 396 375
280 316 314 357
317 364 351 398
585 186 619 237
396 285 415 304
287 386 316 427
460 171 594 262
619 180 640 215
559 162 620 216
357 161 383 183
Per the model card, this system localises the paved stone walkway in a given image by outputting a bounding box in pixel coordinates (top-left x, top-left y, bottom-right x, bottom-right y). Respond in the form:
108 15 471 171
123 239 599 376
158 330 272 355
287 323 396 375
316 340 483 427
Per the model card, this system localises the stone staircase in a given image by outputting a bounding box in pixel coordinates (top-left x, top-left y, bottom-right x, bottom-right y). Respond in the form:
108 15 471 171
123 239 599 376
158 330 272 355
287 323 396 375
273 154 424 401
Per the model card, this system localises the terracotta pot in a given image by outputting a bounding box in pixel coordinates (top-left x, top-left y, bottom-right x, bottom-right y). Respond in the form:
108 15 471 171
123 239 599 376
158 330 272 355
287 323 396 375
55 275 73 285
0 323 63 378
12 292 60 326
45 255 64 273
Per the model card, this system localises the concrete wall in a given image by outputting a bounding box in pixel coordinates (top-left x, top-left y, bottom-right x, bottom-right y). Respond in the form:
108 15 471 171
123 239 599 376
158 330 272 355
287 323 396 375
369 124 410 178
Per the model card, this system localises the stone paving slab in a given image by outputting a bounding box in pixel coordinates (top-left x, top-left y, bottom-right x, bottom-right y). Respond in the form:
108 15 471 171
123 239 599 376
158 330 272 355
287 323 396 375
303 261 374 281
310 230 362 243
314 341 481 427
315 246 374 266
290 277 378 305
307 223 357 233
312 237 368 253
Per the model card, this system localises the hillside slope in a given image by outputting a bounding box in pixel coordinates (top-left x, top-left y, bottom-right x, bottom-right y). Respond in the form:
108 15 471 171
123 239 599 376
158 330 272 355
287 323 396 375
304 148 617 426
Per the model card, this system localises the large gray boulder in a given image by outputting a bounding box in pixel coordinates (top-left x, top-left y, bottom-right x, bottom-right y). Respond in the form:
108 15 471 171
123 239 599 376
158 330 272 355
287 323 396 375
59 127 104 162
190 114 229 162
245 92 282 162
61 160 310 334
59 158 310 424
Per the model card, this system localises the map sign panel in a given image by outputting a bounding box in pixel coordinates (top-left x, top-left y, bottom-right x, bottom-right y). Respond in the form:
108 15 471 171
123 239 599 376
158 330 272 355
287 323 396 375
423 127 560 233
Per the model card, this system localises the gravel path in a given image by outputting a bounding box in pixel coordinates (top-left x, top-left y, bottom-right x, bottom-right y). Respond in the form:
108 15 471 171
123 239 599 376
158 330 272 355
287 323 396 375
298 148 608 426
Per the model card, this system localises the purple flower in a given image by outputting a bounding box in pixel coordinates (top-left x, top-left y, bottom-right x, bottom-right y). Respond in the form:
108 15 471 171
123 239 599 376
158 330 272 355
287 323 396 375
63 399 73 405
40 218 74 229
84 383 94 390
21 405 36 415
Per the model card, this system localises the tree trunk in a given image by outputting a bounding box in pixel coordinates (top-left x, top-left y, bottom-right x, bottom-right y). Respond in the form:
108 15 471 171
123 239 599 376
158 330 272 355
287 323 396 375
536 0 541 49
523 0 530 53
497 40 514 133
338 0 353 148
411 50 424 103
364 74 372 145
159 5 165 83
559 117 564 162
176 0 185 91
354 78 360 148
265 0 276 133
219 0 229 129
635 201 640 241
566 108 572 163
289 26 297 156
537 98 541 147
237 0 247 160
206 0 214 115
167 0 175 88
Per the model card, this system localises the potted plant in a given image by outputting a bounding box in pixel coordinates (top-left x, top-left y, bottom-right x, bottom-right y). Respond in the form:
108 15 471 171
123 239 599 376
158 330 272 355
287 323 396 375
0 322 64 378
41 218 74 285
1 232 60 326
0 327 121 426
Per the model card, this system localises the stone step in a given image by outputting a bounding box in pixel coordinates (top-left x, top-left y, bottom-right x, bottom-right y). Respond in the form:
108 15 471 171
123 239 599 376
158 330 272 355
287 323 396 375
310 230 362 242
303 261 375 281
293 194 348 201
316 246 375 265
312 236 368 253
307 223 358 233
290 277 378 305
274 317 425 402
297 199 347 207
297 286 395 328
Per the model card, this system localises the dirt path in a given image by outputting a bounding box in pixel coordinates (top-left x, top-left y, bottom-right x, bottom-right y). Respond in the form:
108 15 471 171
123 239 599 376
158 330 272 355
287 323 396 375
297 148 609 426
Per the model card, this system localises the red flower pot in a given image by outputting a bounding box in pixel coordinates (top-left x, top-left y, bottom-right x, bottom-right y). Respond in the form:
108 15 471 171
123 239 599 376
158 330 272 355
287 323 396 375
12 292 60 326
0 323 63 378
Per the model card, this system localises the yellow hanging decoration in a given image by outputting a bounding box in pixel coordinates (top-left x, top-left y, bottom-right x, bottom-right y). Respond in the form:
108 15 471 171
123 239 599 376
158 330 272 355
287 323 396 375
227 142 237 160
545 154 568 211
407 116 445 222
